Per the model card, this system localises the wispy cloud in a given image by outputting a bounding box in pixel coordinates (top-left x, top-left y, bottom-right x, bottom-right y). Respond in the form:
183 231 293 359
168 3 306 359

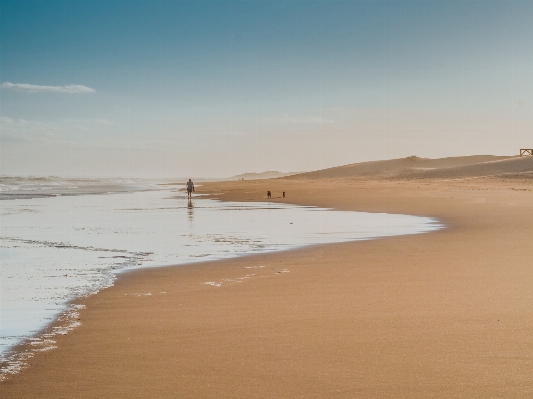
0 117 111 143
0 82 95 93
0 116 61 142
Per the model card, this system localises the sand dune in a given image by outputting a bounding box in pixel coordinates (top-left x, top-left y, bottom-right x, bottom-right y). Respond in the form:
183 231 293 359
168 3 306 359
229 170 301 180
408 155 533 179
290 155 532 180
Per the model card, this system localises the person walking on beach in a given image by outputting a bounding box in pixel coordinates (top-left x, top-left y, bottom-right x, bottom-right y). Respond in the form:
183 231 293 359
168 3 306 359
186 179 195 198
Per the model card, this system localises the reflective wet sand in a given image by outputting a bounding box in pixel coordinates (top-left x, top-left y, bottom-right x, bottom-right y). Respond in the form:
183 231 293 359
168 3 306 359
1 185 439 377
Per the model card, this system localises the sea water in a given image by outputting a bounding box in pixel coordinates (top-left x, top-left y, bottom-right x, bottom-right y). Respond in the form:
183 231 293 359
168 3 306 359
0 178 443 378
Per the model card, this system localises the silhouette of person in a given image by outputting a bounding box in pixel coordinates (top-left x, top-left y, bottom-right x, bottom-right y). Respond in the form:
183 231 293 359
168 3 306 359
186 179 195 198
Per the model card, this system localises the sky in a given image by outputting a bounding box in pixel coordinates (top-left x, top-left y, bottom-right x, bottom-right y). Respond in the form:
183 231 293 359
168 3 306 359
1 0 532 178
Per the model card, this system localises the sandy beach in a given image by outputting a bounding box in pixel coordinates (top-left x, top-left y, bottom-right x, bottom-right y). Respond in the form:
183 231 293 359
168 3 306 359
2 156 533 398
4 1 532 397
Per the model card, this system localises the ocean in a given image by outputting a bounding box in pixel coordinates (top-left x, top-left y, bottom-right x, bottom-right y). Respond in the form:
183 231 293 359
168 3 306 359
0 177 443 378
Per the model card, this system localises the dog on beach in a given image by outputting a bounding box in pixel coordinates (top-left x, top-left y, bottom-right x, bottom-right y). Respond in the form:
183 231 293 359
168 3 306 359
267 191 271 198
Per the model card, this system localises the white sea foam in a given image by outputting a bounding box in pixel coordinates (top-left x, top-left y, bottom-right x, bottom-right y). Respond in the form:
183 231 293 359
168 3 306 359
0 181 443 379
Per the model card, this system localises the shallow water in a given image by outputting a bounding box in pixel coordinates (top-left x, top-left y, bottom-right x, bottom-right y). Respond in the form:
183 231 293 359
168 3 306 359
0 182 442 377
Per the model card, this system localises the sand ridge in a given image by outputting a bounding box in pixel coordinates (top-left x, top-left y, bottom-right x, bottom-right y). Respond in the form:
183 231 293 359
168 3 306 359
290 154 532 180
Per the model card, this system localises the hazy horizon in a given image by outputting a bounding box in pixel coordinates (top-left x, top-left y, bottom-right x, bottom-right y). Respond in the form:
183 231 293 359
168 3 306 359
1 1 532 178
0 154 520 180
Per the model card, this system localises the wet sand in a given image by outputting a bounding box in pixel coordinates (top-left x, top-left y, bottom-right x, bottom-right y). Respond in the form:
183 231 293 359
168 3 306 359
2 174 533 398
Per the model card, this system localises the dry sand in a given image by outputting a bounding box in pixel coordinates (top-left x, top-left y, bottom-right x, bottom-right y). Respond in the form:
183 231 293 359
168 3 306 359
2 157 533 398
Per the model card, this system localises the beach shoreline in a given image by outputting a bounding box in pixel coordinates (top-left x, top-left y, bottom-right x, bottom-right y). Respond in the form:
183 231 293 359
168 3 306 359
2 175 533 398
0 183 440 374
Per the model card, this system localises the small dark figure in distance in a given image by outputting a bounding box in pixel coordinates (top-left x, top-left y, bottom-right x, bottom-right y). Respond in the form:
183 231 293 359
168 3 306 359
186 179 195 199
283 191 285 198
267 191 271 199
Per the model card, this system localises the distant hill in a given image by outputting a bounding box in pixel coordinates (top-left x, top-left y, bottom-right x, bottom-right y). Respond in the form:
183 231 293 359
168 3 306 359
288 155 533 180
229 171 302 180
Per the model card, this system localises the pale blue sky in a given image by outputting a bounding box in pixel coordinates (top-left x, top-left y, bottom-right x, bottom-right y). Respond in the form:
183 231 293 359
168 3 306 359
1 0 532 177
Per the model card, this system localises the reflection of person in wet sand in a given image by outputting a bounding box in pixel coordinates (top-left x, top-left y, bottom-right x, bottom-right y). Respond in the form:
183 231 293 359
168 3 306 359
186 179 195 198
187 198 194 221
